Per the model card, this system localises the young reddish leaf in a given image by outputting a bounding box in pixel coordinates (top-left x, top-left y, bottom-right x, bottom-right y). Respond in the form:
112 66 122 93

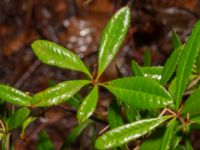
77 86 98 124
175 21 200 109
103 77 173 110
97 7 131 79
32 80 90 107
95 116 171 149
32 40 92 78
0 84 32 106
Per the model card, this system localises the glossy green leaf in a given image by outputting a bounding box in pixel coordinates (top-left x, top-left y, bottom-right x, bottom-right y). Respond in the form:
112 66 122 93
97 6 131 79
168 78 176 99
139 128 165 150
77 86 98 124
20 116 37 139
7 107 30 130
175 21 200 109
108 100 123 129
161 46 182 85
95 116 170 149
131 60 144 76
32 40 91 78
36 130 54 150
103 77 173 109
160 118 177 150
172 30 182 49
32 80 90 107
124 104 140 122
182 89 200 116
66 95 82 109
61 120 93 150
171 125 182 149
141 66 163 81
0 84 32 106
196 52 200 73
191 116 200 124
144 49 151 66
185 136 193 150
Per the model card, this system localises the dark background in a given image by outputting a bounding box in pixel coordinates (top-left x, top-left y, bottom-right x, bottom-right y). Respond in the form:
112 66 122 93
0 0 200 149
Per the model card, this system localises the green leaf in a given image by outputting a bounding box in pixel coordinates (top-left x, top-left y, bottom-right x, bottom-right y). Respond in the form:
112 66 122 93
20 116 37 139
160 46 182 85
66 95 82 109
139 128 164 150
131 60 144 76
31 40 91 78
0 84 32 106
97 6 131 79
77 86 98 124
36 130 54 150
103 77 173 110
160 118 177 150
191 116 200 124
124 104 140 122
185 136 193 150
168 78 177 99
175 21 200 109
61 120 93 150
95 116 170 149
144 49 151 66
181 89 200 116
32 80 90 107
141 66 163 81
7 107 30 130
108 100 123 129
172 30 182 49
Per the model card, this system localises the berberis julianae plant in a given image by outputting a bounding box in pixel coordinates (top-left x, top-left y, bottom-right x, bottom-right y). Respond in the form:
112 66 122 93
1 6 200 150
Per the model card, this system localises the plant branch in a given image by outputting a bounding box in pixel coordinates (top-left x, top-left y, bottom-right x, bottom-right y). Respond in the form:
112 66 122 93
57 105 107 125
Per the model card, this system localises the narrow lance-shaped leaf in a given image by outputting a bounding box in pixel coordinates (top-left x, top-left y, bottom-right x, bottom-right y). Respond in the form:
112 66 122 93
20 116 37 139
0 84 32 106
95 116 171 149
160 118 177 150
141 66 163 81
7 107 30 130
160 46 182 85
139 128 165 150
175 21 200 109
77 86 98 124
97 6 130 79
32 80 90 107
31 40 91 78
181 89 200 116
172 30 182 49
191 116 200 124
108 100 123 129
36 130 54 150
103 77 173 110
131 60 144 76
144 49 151 66
61 120 93 150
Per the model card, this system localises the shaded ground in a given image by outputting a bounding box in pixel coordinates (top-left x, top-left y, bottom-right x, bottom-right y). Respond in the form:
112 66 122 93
0 0 200 149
